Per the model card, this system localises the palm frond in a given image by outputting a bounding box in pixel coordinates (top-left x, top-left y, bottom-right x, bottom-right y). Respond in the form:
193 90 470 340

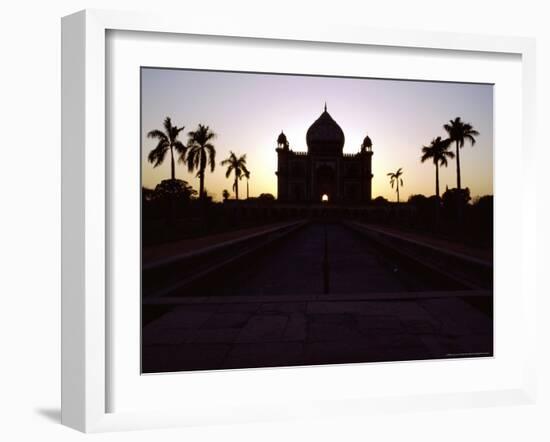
173 141 187 155
186 149 197 172
464 134 477 145
147 129 167 141
162 117 173 135
208 147 216 172
147 141 168 167
225 165 234 178
174 125 185 137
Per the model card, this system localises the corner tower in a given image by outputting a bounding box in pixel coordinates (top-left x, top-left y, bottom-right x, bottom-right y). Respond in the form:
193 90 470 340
360 134 374 202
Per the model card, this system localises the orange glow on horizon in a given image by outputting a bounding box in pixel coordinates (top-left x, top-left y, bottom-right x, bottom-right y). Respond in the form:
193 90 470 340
142 69 493 202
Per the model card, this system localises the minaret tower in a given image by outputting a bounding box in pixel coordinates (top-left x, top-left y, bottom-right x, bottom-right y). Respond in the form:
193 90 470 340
275 131 290 201
360 134 374 202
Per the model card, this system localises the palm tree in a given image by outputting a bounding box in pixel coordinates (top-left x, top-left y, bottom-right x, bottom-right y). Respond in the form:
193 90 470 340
443 117 480 190
421 136 454 198
147 117 186 181
185 124 216 200
243 169 251 199
387 168 404 203
221 151 249 200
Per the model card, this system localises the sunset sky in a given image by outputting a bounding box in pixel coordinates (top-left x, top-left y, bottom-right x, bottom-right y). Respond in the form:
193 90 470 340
141 68 493 202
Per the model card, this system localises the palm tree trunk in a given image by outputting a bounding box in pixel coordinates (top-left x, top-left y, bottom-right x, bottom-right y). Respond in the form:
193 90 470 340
456 140 461 190
435 163 440 198
246 179 249 199
199 151 206 200
396 183 400 203
170 146 175 181
168 145 176 223
235 177 239 200
199 169 205 200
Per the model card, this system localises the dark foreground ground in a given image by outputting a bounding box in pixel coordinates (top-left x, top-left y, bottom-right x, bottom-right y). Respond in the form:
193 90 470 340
142 223 493 373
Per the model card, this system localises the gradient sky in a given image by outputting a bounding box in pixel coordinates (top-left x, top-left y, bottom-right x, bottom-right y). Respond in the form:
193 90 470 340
141 68 493 202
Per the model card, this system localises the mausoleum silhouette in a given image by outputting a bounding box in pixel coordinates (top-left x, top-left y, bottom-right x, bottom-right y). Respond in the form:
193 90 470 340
276 104 373 203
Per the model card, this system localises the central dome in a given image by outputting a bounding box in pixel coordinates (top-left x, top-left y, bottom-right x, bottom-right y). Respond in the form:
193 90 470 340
306 104 345 155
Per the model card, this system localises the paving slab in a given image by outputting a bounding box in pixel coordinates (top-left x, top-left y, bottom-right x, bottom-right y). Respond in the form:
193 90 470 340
187 328 241 344
221 342 304 369
142 326 191 346
149 310 214 330
306 300 429 319
214 303 262 313
307 321 363 342
419 297 493 336
303 341 382 365
201 312 252 329
235 315 288 343
142 343 232 373
401 318 442 335
259 302 307 314
282 313 307 342
355 315 402 333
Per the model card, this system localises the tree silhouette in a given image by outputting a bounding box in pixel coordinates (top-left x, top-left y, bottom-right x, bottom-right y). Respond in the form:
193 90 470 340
421 136 454 198
222 189 230 201
243 169 251 199
443 117 479 190
387 168 404 203
153 178 196 201
185 124 216 200
221 151 249 200
147 117 186 181
258 193 275 202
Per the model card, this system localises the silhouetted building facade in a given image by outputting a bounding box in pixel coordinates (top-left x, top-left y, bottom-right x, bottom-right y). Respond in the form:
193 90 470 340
276 105 373 204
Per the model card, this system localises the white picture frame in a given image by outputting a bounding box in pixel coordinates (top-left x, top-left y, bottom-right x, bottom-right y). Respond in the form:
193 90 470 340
61 9 537 433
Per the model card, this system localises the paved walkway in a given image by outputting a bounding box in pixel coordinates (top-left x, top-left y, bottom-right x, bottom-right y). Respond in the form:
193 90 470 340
142 223 492 372
185 223 452 297
142 295 492 372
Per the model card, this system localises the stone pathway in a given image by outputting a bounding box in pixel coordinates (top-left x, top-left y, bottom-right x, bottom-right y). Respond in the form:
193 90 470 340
142 296 492 373
142 222 492 373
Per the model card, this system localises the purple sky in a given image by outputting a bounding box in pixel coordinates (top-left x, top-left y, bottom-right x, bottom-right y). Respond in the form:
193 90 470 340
141 68 493 201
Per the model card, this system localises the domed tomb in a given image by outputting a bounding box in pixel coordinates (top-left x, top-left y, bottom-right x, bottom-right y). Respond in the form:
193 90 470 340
275 103 373 203
306 104 345 155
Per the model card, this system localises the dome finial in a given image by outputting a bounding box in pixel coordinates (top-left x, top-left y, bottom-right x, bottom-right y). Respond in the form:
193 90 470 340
324 102 327 112
306 105 345 154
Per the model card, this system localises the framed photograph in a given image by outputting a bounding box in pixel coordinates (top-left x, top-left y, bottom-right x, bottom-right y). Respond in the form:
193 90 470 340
61 9 537 432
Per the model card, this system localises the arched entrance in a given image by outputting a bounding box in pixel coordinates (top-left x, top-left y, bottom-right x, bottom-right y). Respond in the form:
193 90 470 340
316 164 336 202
